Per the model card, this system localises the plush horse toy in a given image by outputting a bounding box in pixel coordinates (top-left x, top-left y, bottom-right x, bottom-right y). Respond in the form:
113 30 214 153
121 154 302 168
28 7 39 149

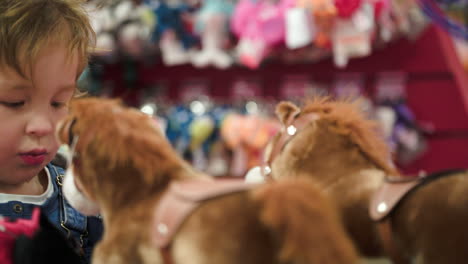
265 96 468 264
56 98 358 264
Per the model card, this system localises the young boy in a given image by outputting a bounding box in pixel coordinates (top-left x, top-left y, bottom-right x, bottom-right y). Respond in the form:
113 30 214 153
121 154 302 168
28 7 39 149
0 0 103 263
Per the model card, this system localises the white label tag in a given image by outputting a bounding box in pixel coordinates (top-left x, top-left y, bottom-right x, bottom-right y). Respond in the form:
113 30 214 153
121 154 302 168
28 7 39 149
332 19 372 67
352 3 374 32
285 7 315 49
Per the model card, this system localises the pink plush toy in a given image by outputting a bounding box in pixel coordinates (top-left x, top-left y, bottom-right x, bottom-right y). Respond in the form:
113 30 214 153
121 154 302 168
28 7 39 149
231 0 295 69
0 209 40 264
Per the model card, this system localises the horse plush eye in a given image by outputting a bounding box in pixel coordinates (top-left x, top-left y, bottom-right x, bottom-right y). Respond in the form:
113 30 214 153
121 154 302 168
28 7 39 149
67 119 77 146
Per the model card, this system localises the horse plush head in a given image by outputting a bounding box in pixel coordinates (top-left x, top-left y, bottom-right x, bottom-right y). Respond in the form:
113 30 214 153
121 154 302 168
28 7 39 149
55 97 360 264
56 98 185 214
267 96 400 256
269 97 398 185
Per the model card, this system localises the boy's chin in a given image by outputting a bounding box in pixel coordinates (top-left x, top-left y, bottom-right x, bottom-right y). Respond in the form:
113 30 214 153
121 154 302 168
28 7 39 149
63 169 100 216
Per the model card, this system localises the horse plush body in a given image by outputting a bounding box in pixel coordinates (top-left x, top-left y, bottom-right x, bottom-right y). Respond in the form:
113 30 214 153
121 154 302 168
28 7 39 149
56 98 358 264
267 97 468 264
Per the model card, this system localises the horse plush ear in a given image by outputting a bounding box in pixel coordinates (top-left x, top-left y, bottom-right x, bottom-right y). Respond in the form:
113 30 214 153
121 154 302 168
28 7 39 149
275 101 301 125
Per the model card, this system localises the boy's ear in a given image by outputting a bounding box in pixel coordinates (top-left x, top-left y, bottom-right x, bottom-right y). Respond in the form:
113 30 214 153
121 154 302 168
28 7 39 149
275 101 301 125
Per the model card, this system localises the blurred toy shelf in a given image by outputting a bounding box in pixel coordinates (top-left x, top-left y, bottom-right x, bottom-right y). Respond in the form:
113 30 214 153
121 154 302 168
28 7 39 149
100 25 468 174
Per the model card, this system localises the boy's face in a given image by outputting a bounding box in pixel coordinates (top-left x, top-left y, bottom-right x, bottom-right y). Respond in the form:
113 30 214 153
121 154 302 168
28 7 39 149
0 44 78 185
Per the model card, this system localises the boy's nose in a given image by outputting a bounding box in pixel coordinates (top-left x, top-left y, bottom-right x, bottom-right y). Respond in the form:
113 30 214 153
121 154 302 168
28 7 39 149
26 113 54 137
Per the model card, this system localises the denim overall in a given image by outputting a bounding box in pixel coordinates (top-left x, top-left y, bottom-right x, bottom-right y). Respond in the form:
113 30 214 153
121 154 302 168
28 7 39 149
0 163 103 263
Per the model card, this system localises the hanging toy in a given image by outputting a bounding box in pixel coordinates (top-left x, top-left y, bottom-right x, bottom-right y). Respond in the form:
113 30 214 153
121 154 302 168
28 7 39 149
331 2 374 67
334 0 361 18
297 0 337 48
85 1 120 61
284 0 316 49
373 0 396 42
116 2 154 59
231 0 295 69
191 0 235 69
390 0 428 38
146 0 198 65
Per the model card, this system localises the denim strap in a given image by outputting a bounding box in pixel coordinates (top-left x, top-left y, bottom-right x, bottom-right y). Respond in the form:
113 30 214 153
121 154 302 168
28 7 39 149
51 165 88 247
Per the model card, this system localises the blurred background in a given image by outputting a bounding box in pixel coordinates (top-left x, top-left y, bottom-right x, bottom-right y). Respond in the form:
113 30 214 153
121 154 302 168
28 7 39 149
80 0 468 177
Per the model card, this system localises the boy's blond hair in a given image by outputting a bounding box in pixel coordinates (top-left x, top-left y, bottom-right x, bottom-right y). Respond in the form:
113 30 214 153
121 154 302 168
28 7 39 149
0 0 95 78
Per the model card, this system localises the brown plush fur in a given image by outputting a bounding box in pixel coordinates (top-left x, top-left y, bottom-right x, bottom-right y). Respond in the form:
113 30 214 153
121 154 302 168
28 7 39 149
56 97 359 264
271 96 468 263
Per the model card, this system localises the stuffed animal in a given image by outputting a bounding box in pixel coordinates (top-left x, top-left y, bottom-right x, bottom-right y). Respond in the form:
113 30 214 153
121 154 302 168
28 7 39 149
147 0 198 65
331 3 374 67
231 0 295 69
267 97 468 264
191 0 234 69
297 0 337 48
56 97 359 264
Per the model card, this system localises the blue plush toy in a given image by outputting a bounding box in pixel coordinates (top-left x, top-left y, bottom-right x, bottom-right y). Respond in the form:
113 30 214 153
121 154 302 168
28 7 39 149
145 0 198 65
148 0 197 48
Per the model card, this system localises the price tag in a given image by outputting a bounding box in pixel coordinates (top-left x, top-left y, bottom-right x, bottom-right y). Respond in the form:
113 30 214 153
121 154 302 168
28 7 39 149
375 72 407 101
333 73 365 98
179 80 210 101
280 75 310 99
231 78 263 99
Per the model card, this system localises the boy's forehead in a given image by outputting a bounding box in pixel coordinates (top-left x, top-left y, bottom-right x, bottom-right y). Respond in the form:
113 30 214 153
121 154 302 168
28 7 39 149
0 45 81 90
7 42 84 79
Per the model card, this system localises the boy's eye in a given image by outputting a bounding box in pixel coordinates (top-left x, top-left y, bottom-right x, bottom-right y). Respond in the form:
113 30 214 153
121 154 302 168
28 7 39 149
51 102 66 108
0 101 25 108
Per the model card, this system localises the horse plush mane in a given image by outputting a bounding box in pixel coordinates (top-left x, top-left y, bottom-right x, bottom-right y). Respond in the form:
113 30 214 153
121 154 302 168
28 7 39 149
301 97 398 176
56 97 359 264
271 97 398 189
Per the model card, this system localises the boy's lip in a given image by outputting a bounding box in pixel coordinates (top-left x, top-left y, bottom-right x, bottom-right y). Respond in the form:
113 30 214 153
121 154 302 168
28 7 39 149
20 149 48 156
18 149 48 166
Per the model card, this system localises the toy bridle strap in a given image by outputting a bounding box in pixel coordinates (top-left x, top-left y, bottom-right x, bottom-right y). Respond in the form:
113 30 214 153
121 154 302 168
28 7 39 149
261 111 319 178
